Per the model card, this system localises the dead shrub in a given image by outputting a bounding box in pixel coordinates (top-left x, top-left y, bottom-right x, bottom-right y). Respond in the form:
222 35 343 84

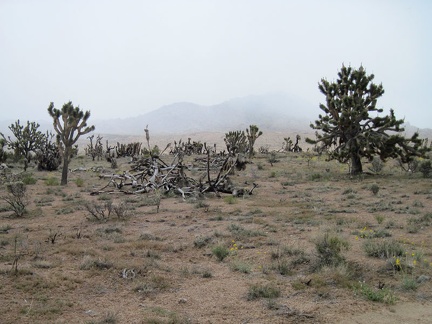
2 181 28 217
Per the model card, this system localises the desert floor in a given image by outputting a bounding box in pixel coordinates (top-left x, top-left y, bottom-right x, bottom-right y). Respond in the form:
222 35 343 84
1 133 431 324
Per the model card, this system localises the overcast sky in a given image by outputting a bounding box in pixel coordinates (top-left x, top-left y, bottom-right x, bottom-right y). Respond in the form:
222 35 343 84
1 0 431 128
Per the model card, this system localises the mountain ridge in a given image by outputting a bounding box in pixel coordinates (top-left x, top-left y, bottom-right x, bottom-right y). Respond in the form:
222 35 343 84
1 93 431 140
90 93 317 135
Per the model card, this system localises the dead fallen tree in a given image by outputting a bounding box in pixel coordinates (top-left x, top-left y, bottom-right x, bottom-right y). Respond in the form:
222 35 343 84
90 150 257 198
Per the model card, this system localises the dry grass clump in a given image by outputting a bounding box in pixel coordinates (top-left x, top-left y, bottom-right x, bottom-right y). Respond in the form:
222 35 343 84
79 255 113 270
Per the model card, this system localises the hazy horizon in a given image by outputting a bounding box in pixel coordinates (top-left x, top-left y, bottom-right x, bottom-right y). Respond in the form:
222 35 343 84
1 0 431 128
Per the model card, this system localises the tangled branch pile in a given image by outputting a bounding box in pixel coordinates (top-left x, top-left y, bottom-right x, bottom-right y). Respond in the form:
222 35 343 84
91 151 257 198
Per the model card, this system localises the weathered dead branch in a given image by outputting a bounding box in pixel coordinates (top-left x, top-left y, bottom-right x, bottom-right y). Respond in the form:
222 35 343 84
90 151 256 198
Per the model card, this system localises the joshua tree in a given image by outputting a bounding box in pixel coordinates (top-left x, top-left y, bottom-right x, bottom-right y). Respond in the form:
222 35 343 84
224 130 248 155
48 102 95 185
282 137 293 152
292 135 302 152
0 138 7 163
35 131 62 171
246 125 263 158
0 120 45 171
307 65 428 174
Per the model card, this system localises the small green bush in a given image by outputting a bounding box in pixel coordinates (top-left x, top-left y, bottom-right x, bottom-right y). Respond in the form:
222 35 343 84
370 184 379 195
21 173 37 185
401 276 419 291
247 283 281 300
230 260 252 274
375 215 385 224
419 160 432 178
75 177 84 187
315 234 349 268
194 236 212 249
224 196 237 204
45 177 59 186
212 245 229 261
363 239 405 259
356 282 396 304
342 188 356 195
310 173 322 181
267 152 278 164
80 256 113 270
227 223 266 238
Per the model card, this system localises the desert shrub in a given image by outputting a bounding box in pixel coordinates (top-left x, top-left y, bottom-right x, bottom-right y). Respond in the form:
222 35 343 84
274 259 292 276
211 245 229 261
267 152 278 164
363 239 405 259
85 200 130 221
314 234 349 268
271 245 306 262
356 282 396 304
194 200 209 210
419 160 432 178
139 232 162 241
247 283 280 300
96 312 118 324
224 196 237 204
75 177 84 187
230 260 252 274
80 256 113 270
0 224 12 234
45 177 59 186
227 223 265 238
85 201 113 221
145 250 161 260
375 215 385 224
408 213 432 226
133 275 170 296
21 173 37 185
112 201 131 219
342 188 356 195
401 276 419 291
370 184 379 195
2 181 28 217
352 227 391 239
310 173 322 181
194 235 212 248
369 156 384 173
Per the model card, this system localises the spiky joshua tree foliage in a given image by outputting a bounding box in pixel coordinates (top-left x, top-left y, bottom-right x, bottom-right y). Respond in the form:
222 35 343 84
224 130 248 155
307 65 428 175
0 120 45 171
246 125 263 158
35 131 62 171
48 102 95 185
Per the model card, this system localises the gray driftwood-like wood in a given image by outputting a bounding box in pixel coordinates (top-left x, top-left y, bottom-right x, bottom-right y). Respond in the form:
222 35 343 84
90 151 256 198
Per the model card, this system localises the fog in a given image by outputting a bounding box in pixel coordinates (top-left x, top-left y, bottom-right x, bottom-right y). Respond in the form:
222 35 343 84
1 0 431 128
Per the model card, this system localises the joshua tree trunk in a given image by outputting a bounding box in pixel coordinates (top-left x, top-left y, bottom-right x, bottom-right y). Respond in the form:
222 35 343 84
61 147 71 185
23 157 29 171
350 154 362 175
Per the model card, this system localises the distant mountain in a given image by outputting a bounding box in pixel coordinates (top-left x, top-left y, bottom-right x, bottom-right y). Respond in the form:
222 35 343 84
1 93 431 140
92 93 317 135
